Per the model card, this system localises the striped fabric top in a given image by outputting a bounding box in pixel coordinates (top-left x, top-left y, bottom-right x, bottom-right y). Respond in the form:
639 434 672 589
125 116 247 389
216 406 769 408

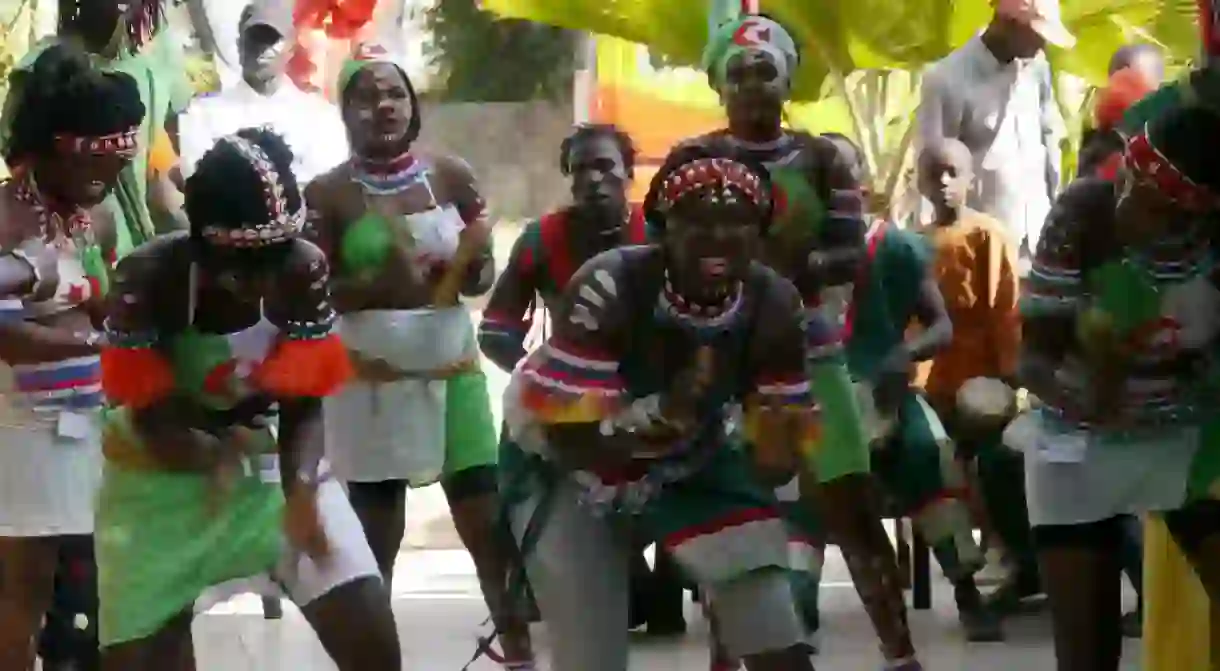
0 355 103 426
1022 182 1220 430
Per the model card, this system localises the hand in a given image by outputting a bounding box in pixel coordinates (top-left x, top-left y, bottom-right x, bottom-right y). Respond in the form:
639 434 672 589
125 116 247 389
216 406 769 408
659 346 715 435
872 346 912 414
349 350 408 383
284 484 332 563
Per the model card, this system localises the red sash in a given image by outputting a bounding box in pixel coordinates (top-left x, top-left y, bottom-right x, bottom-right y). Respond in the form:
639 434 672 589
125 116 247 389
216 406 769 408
841 223 888 341
538 206 647 291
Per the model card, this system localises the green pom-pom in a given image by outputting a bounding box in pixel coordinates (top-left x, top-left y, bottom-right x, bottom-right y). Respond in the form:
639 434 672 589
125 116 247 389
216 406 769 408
339 211 394 278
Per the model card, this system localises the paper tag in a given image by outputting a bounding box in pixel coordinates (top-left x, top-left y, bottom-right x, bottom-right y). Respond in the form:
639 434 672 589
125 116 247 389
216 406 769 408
56 411 93 441
257 454 281 483
1037 430 1089 464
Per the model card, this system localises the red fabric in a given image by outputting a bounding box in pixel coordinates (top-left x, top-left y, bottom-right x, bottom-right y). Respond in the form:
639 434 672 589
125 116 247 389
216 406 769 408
100 347 175 409
1094 68 1156 131
1096 152 1123 181
252 334 353 398
539 205 647 290
842 224 888 342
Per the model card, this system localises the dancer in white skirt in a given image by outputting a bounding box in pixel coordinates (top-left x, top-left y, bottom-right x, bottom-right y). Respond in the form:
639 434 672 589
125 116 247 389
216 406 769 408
1018 102 1220 670
307 43 534 666
0 44 145 670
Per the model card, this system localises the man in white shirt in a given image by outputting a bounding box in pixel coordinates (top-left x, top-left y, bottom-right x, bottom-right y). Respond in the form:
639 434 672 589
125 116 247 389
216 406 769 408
918 0 1072 259
179 0 348 185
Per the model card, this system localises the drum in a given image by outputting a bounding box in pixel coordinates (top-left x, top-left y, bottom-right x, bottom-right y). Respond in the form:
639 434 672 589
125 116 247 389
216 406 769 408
955 377 1018 433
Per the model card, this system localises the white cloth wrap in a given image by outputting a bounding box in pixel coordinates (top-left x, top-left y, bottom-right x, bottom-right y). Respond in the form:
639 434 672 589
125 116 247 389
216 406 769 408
324 307 476 484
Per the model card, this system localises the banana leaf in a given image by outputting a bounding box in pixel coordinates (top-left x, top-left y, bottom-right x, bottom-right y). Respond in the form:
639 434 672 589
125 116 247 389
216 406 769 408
483 0 1201 100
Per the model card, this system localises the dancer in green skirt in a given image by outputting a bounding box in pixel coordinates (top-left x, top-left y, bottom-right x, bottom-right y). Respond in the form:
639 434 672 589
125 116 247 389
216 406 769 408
96 127 398 669
306 42 533 667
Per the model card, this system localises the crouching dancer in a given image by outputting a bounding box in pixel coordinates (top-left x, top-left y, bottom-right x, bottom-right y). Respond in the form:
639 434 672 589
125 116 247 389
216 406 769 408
94 128 400 670
502 153 817 671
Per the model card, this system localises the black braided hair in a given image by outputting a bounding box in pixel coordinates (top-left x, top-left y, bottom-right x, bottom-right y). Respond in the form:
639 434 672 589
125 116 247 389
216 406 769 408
58 0 165 54
341 61 423 147
185 127 302 265
559 123 637 177
5 42 145 166
1146 104 1220 193
643 142 773 235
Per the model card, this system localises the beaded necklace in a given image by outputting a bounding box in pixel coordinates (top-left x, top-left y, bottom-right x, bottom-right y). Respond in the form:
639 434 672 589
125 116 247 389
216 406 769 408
350 151 427 195
655 270 744 339
11 172 110 295
12 173 94 248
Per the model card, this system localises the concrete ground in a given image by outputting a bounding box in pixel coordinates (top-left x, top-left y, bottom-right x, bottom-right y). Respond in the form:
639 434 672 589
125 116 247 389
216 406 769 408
191 223 1140 668
193 545 1142 669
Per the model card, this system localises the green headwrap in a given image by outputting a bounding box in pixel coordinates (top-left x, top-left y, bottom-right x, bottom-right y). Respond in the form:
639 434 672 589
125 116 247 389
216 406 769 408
701 15 799 91
336 41 403 96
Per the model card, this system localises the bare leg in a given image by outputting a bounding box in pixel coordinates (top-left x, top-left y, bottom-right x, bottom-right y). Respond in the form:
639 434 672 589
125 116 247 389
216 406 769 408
0 536 59 671
444 466 533 663
100 609 196 671
345 480 408 584
804 473 916 661
298 577 401 671
1033 518 1124 671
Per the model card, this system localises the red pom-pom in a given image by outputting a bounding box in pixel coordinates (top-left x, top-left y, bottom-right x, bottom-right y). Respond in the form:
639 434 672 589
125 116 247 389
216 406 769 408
100 347 176 408
252 335 353 398
1094 67 1156 131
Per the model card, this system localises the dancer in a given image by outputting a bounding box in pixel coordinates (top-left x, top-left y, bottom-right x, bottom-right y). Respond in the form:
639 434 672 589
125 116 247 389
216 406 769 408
504 145 816 671
307 43 533 666
845 137 1000 641
682 12 920 668
5 0 193 246
1019 102 1220 670
0 43 142 671
95 127 399 669
478 125 687 637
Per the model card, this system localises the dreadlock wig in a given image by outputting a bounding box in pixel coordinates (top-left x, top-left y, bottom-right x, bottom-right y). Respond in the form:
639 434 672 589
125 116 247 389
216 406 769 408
6 42 144 169
185 127 305 269
560 123 637 178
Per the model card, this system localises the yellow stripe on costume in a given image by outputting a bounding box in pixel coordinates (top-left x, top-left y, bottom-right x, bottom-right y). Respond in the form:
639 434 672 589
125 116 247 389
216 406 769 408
1143 517 1220 670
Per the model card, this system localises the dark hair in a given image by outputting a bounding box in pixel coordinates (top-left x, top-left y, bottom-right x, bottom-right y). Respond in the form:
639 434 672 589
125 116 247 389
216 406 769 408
643 143 773 234
1147 104 1220 192
559 123 637 177
1077 128 1125 178
5 43 145 166
185 127 302 262
341 62 422 147
1109 43 1164 78
58 0 164 53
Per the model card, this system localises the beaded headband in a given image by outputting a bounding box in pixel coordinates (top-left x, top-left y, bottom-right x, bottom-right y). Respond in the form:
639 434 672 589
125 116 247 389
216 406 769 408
198 133 304 248
54 128 139 158
660 157 765 211
1124 129 1220 213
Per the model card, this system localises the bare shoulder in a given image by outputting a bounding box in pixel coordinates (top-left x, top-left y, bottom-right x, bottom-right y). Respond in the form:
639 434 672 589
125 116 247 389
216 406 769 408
426 152 478 183
748 261 802 314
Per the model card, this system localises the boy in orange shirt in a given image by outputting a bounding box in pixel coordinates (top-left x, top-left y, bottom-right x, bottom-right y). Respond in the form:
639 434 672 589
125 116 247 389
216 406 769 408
913 140 1040 610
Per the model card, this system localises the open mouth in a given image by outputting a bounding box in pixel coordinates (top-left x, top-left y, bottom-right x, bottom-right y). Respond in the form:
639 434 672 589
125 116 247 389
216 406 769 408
700 256 729 278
